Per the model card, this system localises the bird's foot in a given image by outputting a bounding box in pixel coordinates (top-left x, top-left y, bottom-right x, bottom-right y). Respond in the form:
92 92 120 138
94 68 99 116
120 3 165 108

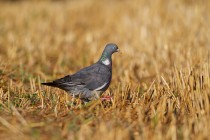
101 96 112 101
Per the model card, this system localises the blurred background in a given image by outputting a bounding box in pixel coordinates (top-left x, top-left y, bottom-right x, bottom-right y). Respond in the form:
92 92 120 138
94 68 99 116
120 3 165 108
1 0 209 85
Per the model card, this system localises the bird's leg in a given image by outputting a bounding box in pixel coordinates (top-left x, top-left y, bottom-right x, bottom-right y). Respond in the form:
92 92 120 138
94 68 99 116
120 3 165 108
100 91 112 101
70 94 76 107
100 96 112 101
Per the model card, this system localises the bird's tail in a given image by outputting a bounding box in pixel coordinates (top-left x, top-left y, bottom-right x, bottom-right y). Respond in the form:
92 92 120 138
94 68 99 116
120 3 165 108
41 82 57 87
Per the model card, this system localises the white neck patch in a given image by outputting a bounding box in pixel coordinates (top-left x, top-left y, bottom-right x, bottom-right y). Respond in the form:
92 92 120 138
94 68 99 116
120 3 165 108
102 58 110 65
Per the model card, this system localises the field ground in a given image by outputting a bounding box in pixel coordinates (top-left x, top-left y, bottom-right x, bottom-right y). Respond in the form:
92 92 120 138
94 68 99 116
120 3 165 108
0 0 210 139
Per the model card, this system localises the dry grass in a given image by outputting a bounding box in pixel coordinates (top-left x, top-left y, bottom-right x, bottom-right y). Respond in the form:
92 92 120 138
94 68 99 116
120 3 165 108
0 0 210 139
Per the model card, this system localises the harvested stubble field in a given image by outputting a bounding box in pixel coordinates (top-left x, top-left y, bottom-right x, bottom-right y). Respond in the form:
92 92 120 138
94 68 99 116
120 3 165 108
0 0 210 140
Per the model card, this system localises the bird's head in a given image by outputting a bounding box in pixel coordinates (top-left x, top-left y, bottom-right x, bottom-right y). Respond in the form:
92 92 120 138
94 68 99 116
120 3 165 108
104 43 120 55
99 43 119 65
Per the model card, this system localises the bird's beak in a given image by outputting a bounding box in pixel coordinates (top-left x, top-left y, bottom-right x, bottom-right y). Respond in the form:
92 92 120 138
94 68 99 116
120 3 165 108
116 48 120 52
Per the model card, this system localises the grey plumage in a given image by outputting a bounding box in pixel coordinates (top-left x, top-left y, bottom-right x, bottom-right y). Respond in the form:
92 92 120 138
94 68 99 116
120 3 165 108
42 43 119 102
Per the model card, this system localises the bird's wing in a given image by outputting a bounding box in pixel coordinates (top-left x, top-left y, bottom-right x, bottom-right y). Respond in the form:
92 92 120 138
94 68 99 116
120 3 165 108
52 63 111 91
71 63 111 90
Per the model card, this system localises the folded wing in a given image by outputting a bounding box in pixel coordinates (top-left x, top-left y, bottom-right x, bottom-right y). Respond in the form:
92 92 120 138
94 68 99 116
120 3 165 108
43 63 111 91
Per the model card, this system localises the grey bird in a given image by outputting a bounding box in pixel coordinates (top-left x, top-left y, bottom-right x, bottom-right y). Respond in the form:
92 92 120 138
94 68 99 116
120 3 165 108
42 43 119 102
